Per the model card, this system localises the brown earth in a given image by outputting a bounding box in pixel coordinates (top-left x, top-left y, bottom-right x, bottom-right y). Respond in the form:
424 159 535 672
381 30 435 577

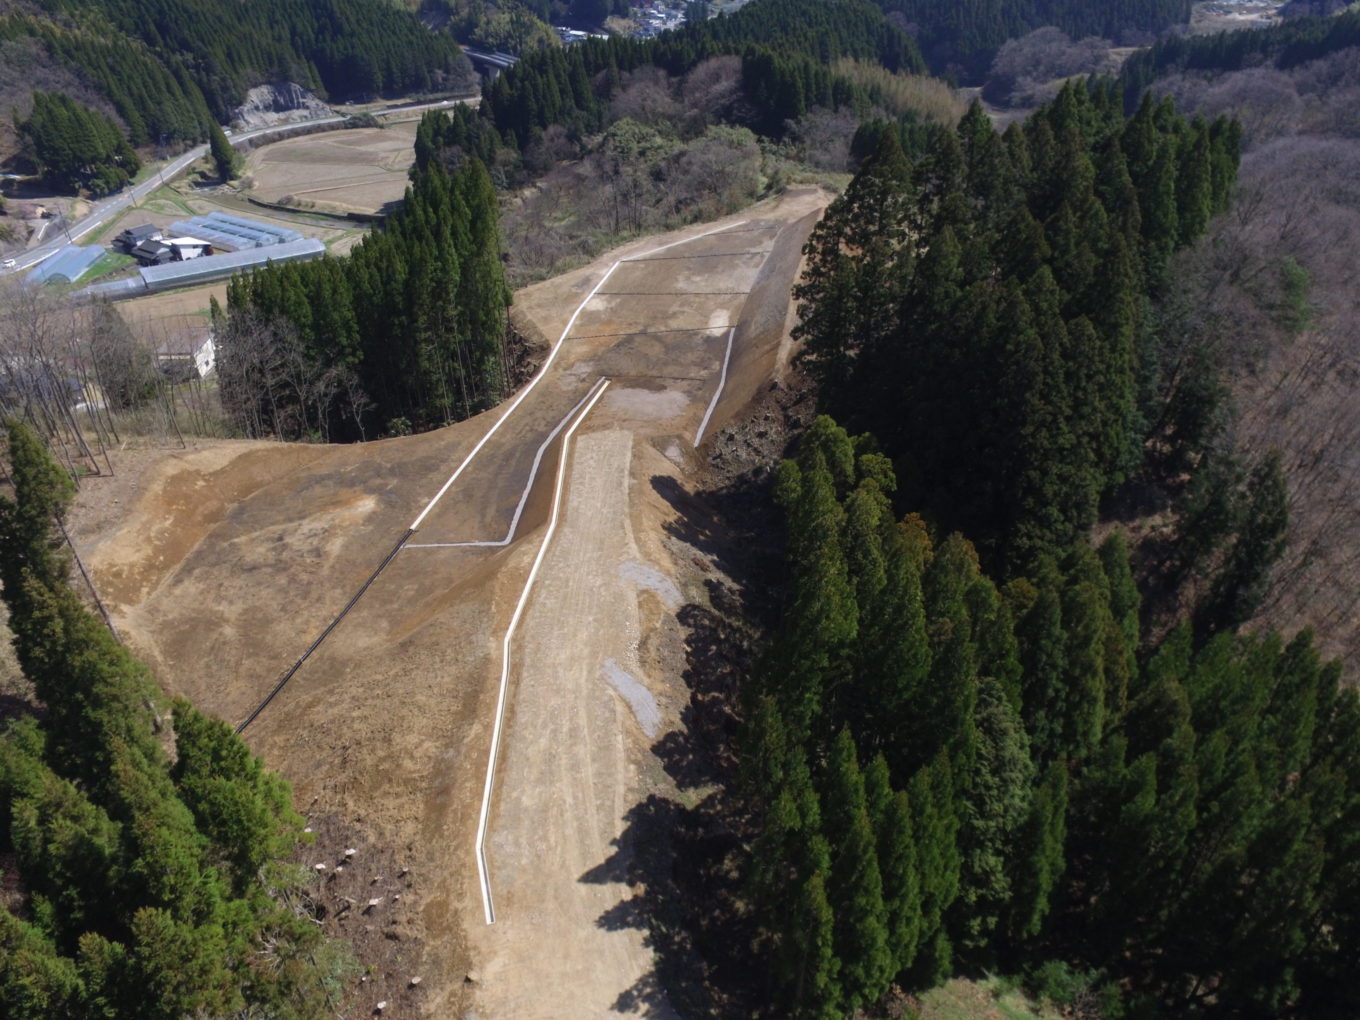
115 285 226 346
243 124 421 215
68 187 829 1017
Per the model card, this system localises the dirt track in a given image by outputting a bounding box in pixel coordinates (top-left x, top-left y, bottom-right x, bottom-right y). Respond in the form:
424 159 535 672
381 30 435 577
71 187 827 1016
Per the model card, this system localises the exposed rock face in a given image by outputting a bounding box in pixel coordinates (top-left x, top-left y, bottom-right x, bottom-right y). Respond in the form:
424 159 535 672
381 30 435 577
230 83 332 130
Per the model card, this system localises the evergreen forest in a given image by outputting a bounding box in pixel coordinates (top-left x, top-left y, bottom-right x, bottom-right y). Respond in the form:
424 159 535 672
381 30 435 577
738 79 1360 1017
0 422 347 1017
19 91 140 196
873 0 1192 76
0 0 1203 190
220 158 512 441
795 85 1241 577
0 0 470 156
747 418 1358 1016
413 0 930 179
1118 2 1360 106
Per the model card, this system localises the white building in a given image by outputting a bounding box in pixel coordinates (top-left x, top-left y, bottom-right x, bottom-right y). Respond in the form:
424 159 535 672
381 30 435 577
164 237 213 260
155 330 216 380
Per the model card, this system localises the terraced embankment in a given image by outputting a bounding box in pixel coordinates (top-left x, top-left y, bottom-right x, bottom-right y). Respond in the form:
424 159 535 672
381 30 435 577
71 187 827 1017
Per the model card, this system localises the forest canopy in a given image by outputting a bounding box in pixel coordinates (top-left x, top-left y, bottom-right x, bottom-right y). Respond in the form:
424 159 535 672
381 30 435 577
0 422 347 1018
19 91 140 195
220 158 512 441
0 0 472 152
415 0 929 181
794 83 1240 576
746 416 1360 1016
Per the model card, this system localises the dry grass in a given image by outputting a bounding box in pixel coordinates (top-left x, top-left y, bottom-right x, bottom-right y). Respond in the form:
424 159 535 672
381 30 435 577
917 976 1058 1020
833 59 970 126
242 124 419 215
118 285 226 328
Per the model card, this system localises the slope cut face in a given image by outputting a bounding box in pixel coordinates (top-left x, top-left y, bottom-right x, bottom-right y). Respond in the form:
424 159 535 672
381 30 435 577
75 188 827 1016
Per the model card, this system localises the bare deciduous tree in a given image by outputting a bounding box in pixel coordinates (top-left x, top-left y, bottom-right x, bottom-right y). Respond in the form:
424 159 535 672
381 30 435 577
0 278 109 474
217 308 369 442
985 27 1117 108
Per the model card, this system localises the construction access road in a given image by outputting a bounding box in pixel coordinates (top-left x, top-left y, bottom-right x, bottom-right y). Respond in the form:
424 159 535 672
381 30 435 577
72 187 827 1017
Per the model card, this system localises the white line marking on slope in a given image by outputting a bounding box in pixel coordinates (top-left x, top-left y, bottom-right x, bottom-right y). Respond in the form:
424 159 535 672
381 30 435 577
403 380 606 549
616 223 755 263
475 378 611 926
693 326 737 447
407 221 745 533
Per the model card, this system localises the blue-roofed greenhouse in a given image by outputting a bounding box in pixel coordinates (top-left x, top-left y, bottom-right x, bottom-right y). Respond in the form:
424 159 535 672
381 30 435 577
27 244 104 285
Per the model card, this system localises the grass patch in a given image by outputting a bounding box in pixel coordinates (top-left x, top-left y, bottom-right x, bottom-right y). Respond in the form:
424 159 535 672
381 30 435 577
81 251 135 282
324 229 364 251
776 168 853 192
918 976 1058 1020
143 186 196 216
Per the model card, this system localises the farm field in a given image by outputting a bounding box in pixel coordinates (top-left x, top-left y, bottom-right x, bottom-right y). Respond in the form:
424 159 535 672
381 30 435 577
88 127 388 337
115 283 226 341
242 122 421 216
125 184 357 247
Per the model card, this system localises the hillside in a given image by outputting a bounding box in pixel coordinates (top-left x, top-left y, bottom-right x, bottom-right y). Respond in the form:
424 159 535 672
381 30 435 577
877 0 1192 76
63 190 826 1015
0 0 475 166
8 3 1360 1017
1108 10 1360 675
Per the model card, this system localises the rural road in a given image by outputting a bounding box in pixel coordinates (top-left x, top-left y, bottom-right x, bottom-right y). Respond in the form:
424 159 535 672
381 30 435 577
3 95 470 275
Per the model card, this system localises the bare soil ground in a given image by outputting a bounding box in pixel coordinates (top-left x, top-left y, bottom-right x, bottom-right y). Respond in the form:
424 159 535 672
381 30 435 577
67 187 829 1017
117 284 225 327
243 124 420 215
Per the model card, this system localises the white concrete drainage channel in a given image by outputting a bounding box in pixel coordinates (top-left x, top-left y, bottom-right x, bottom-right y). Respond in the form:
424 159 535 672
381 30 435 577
397 219 770 925
471 376 610 925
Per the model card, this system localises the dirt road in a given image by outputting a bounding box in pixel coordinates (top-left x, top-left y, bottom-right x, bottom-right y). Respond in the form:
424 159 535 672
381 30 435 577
72 188 827 1016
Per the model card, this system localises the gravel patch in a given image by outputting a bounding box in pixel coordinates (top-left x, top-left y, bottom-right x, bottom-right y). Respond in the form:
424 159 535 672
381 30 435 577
619 560 682 610
600 658 662 737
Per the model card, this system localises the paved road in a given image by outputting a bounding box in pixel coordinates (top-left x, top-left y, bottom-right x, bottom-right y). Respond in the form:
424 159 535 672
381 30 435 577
3 96 469 276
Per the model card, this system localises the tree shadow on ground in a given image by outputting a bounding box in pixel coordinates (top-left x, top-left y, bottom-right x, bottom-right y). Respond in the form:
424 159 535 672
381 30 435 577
0 690 40 727
582 783 762 1017
650 468 786 632
650 475 733 571
650 584 748 792
579 471 785 1016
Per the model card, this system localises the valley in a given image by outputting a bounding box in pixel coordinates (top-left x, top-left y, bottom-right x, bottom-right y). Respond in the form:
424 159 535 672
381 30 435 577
67 189 826 1015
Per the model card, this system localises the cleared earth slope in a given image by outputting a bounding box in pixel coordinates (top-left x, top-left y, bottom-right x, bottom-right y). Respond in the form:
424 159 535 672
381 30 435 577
70 187 827 1017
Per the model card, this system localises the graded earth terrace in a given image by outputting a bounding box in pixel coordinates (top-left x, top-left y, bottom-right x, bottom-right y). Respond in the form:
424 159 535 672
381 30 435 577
69 188 827 1017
